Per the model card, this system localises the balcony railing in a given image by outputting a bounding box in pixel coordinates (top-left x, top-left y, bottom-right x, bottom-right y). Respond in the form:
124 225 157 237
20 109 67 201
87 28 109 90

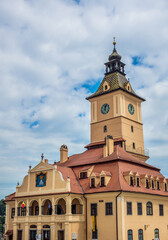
126 145 149 156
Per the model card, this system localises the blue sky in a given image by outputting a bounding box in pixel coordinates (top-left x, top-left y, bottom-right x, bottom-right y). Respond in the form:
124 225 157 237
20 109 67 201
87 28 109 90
0 0 168 199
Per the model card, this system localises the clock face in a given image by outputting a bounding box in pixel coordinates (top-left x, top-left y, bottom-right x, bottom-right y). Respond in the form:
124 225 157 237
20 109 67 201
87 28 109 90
128 104 135 115
101 103 110 114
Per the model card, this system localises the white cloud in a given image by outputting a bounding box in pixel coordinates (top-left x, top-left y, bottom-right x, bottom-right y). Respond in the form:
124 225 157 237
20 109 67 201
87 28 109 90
0 0 168 199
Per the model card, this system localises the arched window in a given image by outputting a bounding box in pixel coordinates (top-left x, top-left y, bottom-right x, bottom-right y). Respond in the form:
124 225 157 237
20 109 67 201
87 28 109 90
42 200 52 215
128 229 133 240
138 229 143 240
55 198 66 215
29 201 39 216
146 201 153 215
71 198 83 214
104 125 107 133
154 228 159 238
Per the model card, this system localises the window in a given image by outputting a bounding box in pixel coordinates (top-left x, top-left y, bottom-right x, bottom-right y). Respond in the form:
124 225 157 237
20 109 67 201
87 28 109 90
137 202 142 215
104 125 107 133
146 202 153 215
128 229 133 240
11 208 15 218
137 177 140 187
165 183 167 191
21 207 26 216
71 204 76 214
133 142 135 149
17 207 20 216
80 172 87 179
101 177 105 187
130 176 134 186
92 229 98 239
91 178 95 188
105 85 108 90
138 229 143 240
157 181 160 190
91 203 97 216
154 228 159 238
146 179 149 188
131 126 134 132
151 180 154 189
127 202 132 215
159 204 164 216
105 202 113 215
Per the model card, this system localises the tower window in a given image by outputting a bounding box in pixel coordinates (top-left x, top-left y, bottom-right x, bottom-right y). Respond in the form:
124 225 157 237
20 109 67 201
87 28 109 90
131 126 134 132
133 142 135 149
104 125 107 133
105 85 108 90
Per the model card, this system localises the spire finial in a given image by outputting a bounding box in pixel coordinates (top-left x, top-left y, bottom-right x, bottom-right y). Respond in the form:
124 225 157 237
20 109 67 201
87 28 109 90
113 37 116 46
41 153 44 161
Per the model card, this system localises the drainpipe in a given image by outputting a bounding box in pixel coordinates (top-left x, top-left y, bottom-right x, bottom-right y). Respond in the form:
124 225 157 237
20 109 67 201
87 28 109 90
83 195 87 240
116 191 122 240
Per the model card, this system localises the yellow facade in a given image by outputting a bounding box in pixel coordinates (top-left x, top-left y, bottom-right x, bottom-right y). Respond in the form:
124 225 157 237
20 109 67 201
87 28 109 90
5 43 168 240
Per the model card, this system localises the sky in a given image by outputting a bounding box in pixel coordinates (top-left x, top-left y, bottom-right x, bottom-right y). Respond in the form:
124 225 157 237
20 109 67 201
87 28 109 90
0 0 168 199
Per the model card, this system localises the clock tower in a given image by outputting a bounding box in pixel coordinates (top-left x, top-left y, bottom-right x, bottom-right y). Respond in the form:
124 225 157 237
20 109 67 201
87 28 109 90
86 39 149 161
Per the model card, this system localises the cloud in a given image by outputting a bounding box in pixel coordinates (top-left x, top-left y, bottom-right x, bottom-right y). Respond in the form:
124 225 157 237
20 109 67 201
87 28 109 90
0 0 168 199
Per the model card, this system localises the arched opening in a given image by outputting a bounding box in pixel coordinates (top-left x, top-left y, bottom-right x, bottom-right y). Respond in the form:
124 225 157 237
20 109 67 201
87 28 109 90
17 201 26 216
55 198 66 215
42 200 52 215
42 225 50 240
29 225 37 240
138 229 143 240
128 229 133 240
154 228 159 238
29 201 39 216
71 198 83 214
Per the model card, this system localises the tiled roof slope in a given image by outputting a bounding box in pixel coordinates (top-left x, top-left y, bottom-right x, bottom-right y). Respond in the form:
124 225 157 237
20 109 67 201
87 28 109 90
86 72 144 101
60 146 159 170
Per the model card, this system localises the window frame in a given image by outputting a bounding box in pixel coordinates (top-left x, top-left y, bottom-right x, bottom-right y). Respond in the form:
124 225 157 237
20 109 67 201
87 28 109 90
91 178 95 188
136 177 140 187
137 202 142 215
92 229 98 239
146 201 153 216
80 171 87 179
104 125 107 133
157 181 160 190
128 229 133 240
11 208 15 218
91 203 97 216
131 126 134 132
138 229 143 240
159 204 164 216
105 202 113 216
154 228 159 238
127 202 132 215
100 176 105 187
130 176 134 186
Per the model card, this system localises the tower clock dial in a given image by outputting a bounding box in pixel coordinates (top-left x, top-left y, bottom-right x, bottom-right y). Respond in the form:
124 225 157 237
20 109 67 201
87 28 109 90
101 103 110 114
128 104 135 115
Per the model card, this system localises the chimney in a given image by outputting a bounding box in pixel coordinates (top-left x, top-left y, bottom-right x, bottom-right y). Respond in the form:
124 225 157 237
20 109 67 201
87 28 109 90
103 135 114 157
60 145 68 163
45 159 48 164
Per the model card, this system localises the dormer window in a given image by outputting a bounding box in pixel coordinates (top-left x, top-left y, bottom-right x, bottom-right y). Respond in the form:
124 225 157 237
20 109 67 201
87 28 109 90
130 176 134 186
105 85 108 90
101 177 105 187
91 178 95 188
151 179 154 189
80 172 87 179
146 179 149 188
136 177 140 187
165 183 167 192
157 181 160 190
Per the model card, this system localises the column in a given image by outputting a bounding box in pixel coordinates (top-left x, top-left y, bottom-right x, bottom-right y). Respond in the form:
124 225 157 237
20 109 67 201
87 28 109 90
13 223 17 240
51 223 55 240
25 223 29 240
